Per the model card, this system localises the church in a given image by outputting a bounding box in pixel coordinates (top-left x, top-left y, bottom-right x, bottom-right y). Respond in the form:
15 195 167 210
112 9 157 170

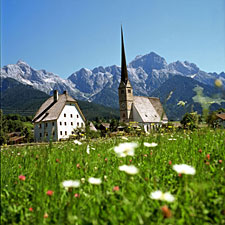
118 28 168 132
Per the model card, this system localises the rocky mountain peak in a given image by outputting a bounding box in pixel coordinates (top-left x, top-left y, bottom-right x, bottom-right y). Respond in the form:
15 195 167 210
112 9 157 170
129 52 168 73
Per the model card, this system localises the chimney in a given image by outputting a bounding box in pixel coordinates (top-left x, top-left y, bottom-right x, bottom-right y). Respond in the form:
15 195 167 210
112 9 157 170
53 90 58 102
63 91 67 95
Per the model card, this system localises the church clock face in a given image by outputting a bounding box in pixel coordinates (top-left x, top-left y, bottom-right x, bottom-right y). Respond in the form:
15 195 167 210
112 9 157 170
121 102 126 110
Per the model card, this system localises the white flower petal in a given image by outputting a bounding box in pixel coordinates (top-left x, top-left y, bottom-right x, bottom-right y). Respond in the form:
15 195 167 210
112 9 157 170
118 165 139 175
88 177 102 185
173 164 196 175
150 190 175 202
114 142 138 157
86 145 90 154
62 180 80 189
74 140 82 145
144 142 158 147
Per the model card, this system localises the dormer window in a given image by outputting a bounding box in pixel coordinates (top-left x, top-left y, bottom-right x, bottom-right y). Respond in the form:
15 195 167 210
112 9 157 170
128 89 131 93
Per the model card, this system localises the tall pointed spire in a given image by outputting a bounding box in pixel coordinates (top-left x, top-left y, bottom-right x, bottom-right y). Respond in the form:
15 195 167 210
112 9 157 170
121 26 128 83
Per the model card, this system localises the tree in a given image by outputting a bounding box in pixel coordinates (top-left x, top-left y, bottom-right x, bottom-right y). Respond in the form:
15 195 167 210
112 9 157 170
180 112 199 130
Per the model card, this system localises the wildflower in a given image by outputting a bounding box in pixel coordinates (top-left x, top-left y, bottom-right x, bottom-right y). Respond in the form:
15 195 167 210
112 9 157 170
94 166 98 171
113 186 120 191
105 158 108 162
86 145 90 154
206 154 210 160
172 164 196 175
62 180 80 190
215 79 222 87
98 154 100 157
74 140 82 145
104 175 107 181
91 147 95 150
218 160 222 164
144 154 148 157
81 178 85 183
44 213 48 218
150 190 175 202
55 158 60 163
29 207 33 212
144 142 158 147
46 190 54 196
18 175 26 181
114 142 138 157
168 160 172 165
129 159 132 163
74 193 80 198
168 138 177 141
161 205 172 218
205 161 210 165
177 101 187 107
198 149 202 153
88 177 102 185
76 163 81 169
119 165 139 175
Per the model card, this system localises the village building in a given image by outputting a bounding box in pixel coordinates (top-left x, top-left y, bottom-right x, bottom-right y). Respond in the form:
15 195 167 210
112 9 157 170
215 113 225 128
33 90 85 142
118 28 168 132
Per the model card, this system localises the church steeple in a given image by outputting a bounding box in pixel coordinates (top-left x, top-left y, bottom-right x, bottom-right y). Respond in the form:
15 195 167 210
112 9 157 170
118 27 133 122
121 26 128 84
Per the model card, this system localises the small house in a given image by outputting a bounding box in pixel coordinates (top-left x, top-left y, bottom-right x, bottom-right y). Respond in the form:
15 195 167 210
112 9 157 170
33 90 86 142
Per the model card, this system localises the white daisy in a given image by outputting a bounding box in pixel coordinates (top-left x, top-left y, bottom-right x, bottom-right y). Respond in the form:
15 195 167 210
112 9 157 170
114 142 138 157
74 140 82 145
144 142 158 147
150 190 175 202
62 180 80 190
172 164 196 175
88 177 102 185
119 165 139 175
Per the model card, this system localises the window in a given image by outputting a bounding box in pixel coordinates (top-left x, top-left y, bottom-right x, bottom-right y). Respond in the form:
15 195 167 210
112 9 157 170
121 90 124 94
64 122 67 126
40 133 42 137
77 122 79 127
72 131 74 134
60 131 62 135
45 132 48 137
71 122 73 126
45 123 48 127
81 122 84 127
128 89 131 93
77 115 79 118
53 131 55 136
123 113 125 118
64 113 66 117
70 114 73 118
39 124 42 129
60 122 62 125
65 131 67 135
52 122 54 126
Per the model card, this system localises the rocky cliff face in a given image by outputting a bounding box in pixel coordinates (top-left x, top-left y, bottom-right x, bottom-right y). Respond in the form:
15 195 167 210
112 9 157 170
2 52 224 108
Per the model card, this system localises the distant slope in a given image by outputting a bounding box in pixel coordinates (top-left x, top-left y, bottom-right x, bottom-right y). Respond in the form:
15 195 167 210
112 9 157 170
1 78 119 120
1 78 50 115
151 75 225 120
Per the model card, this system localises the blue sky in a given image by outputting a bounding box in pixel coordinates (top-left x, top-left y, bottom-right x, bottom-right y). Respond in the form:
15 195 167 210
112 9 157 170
2 0 225 78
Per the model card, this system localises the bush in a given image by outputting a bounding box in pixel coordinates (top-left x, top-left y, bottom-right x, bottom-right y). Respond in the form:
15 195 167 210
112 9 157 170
180 112 199 130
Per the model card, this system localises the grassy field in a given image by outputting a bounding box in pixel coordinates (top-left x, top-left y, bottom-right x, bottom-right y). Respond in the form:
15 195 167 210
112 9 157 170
1 128 225 224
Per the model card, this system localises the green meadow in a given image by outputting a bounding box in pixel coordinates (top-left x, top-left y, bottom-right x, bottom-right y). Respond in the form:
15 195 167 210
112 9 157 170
1 128 225 225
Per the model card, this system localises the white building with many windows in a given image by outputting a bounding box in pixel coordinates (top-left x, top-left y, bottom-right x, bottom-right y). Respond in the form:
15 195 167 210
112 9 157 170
33 90 85 142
